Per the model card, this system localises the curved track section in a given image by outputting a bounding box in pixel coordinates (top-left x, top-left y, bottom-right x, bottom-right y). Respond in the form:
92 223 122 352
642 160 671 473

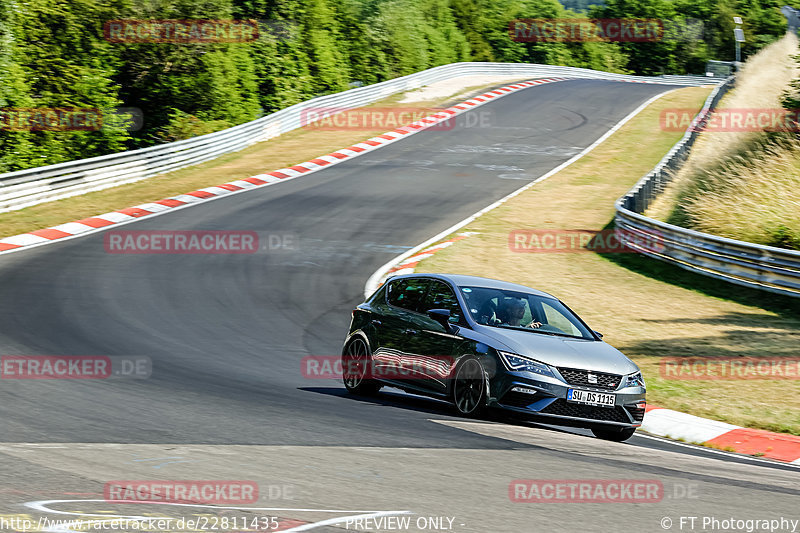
1 80 797 532
0 79 669 446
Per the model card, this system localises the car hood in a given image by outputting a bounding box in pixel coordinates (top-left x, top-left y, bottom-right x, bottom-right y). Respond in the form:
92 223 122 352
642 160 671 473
477 327 638 375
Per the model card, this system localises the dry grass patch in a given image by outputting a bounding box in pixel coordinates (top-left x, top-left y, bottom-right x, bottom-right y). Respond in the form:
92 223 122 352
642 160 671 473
647 34 800 249
678 137 800 247
414 85 800 434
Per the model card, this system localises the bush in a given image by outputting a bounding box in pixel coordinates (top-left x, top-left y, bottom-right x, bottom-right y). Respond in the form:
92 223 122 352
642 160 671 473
157 109 233 143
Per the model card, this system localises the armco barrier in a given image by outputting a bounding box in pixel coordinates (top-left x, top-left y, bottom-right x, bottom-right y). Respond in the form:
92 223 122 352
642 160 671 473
0 62 714 213
615 76 800 297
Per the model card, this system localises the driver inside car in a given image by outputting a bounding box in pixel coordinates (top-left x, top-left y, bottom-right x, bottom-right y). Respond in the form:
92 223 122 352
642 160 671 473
500 298 542 329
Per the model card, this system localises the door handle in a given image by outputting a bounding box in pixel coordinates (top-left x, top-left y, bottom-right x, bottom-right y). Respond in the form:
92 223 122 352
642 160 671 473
404 329 418 335
371 320 382 326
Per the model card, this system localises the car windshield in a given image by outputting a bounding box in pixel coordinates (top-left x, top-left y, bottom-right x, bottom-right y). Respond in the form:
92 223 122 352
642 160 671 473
458 286 594 340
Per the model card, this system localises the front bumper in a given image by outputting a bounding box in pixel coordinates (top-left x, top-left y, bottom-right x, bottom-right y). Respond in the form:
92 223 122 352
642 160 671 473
487 370 646 429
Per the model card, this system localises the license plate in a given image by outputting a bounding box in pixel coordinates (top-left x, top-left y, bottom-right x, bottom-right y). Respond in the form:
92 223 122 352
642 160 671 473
567 388 615 407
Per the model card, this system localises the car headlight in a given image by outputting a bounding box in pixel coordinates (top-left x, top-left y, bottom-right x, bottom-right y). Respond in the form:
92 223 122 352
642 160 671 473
624 371 645 388
498 351 555 378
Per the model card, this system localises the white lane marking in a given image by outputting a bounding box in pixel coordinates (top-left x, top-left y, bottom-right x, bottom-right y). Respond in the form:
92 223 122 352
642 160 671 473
403 252 434 262
364 88 681 297
24 499 413 533
497 174 531 180
281 511 415 532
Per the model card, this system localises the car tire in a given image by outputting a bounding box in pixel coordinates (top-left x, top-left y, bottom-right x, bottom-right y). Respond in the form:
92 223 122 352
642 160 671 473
342 337 381 396
591 427 636 442
451 356 487 418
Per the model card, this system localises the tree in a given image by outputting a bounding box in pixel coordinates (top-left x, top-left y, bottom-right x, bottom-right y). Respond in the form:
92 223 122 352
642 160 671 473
1 0 131 171
116 0 261 144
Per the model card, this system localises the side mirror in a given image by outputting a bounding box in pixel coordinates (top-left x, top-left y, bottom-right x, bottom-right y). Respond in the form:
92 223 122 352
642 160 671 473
593 330 604 339
428 308 453 332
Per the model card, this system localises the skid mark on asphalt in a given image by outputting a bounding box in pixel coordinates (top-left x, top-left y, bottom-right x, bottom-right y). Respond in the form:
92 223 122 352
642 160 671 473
127 455 195 469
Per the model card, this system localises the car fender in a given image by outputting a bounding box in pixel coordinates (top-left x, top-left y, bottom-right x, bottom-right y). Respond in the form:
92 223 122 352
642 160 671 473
342 330 372 355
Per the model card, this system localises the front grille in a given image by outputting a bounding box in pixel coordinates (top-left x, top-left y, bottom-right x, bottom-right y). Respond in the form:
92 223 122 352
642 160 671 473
541 399 630 423
557 367 621 391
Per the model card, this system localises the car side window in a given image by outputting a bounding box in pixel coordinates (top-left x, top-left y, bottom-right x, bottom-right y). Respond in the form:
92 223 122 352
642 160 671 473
386 278 429 312
422 281 463 324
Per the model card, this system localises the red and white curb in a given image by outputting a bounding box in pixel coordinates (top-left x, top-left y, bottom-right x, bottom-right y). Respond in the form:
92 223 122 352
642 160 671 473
643 406 800 464
0 78 576 255
382 232 478 278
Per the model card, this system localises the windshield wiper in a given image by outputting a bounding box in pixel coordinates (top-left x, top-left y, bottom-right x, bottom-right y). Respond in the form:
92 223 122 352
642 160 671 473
493 324 585 339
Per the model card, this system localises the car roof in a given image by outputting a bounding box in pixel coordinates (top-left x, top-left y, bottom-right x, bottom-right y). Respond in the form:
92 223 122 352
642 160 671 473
388 273 556 299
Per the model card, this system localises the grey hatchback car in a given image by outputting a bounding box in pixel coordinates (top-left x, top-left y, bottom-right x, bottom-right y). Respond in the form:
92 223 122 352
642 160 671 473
341 274 646 441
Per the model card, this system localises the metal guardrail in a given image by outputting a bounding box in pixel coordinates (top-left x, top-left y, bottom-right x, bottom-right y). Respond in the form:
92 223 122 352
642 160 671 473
0 62 713 213
615 76 800 298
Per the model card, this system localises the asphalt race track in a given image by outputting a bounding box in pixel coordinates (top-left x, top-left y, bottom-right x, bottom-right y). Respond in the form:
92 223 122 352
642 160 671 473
0 79 798 533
